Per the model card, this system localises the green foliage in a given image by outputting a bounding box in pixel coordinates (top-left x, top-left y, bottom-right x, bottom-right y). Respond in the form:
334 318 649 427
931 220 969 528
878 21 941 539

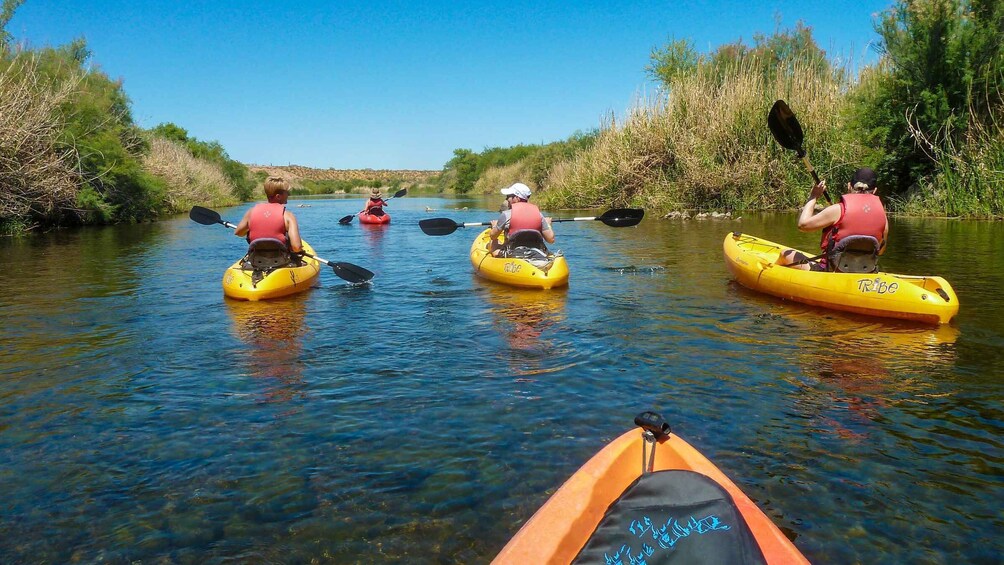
150 122 255 200
855 0 1004 196
439 132 599 194
0 1 23 48
647 38 700 86
647 22 836 90
25 39 172 223
299 178 377 194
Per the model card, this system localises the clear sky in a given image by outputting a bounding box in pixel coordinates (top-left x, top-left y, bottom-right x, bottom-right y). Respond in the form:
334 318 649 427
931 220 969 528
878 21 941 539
9 0 892 170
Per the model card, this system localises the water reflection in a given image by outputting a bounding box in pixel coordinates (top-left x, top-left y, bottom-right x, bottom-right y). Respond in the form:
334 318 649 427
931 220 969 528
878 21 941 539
225 296 309 405
786 312 960 442
482 284 567 354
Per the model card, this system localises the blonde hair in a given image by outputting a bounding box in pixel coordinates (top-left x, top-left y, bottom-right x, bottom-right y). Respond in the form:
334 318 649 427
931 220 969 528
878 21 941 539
264 176 290 200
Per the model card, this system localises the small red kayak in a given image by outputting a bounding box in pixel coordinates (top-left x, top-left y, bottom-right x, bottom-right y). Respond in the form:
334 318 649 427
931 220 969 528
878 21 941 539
494 412 808 564
358 210 390 224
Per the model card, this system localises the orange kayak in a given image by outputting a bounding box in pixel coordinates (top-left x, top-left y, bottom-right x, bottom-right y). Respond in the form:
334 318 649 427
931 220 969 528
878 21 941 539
494 412 808 564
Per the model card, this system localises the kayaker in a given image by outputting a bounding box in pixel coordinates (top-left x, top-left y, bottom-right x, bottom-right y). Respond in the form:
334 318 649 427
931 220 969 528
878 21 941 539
361 188 387 216
489 182 555 256
777 167 888 271
233 176 303 255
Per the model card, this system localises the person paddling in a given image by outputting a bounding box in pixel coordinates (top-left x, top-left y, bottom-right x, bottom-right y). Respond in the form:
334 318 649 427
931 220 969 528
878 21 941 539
776 167 888 271
233 176 303 257
488 182 555 257
361 187 388 216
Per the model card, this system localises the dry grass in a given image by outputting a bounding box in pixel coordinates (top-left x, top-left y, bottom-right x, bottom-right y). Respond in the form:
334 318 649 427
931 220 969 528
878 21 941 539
0 53 80 229
474 161 536 195
542 59 863 212
142 136 239 212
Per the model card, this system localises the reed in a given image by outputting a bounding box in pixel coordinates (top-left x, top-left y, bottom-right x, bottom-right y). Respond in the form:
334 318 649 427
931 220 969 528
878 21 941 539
141 135 240 213
541 58 863 213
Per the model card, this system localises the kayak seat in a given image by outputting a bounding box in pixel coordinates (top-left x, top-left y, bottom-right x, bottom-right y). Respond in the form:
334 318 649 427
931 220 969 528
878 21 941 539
500 229 548 256
245 238 291 271
573 470 768 565
829 235 879 273
366 207 385 217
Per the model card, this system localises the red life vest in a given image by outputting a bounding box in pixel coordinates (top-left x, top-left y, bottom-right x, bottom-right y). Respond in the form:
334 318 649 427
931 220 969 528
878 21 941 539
820 193 886 252
247 203 288 246
508 201 543 232
365 198 385 213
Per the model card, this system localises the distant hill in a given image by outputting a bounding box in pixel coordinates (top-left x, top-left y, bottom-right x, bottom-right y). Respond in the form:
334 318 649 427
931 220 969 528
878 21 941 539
246 164 439 183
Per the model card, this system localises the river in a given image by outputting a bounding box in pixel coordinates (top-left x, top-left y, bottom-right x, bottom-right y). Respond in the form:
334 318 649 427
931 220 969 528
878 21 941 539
1 195 1001 563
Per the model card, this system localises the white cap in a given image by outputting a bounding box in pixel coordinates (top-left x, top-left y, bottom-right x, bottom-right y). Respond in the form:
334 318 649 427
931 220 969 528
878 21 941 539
500 182 531 200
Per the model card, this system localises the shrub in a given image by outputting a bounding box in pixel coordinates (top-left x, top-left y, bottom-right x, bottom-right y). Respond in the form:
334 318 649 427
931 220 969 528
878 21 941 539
0 51 79 231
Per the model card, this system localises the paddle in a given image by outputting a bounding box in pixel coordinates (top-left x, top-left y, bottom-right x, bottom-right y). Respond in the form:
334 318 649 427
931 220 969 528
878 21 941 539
339 188 408 224
767 99 831 204
418 208 645 236
189 206 374 283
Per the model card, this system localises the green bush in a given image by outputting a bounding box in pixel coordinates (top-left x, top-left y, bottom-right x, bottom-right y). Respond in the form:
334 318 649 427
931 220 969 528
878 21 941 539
852 0 1004 203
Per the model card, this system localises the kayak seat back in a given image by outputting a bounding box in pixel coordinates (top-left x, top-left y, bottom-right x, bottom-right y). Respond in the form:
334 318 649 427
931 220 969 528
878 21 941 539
572 470 768 565
829 235 879 273
502 229 548 256
245 238 291 271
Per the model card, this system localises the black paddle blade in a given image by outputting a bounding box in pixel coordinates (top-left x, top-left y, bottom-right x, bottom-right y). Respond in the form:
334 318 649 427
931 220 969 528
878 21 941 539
338 215 355 225
332 262 374 283
768 100 806 157
189 206 222 225
419 218 460 236
391 188 408 199
598 208 645 227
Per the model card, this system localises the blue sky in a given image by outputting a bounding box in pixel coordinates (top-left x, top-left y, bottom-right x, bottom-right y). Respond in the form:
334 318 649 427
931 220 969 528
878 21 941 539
10 0 892 170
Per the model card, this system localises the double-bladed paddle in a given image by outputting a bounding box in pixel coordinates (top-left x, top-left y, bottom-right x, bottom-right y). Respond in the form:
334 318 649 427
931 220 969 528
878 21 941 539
189 206 374 284
339 188 409 225
418 208 645 236
767 99 831 204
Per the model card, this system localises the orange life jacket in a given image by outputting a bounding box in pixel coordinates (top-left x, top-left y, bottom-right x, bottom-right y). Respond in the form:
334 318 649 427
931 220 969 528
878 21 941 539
247 203 288 246
820 193 886 252
508 201 543 233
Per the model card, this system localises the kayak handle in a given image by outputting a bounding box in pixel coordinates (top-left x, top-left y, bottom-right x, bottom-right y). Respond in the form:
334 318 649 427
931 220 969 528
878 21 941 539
634 411 671 439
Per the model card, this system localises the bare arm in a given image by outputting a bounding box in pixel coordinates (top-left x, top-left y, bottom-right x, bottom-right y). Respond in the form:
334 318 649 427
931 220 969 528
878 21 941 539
541 217 555 244
234 208 252 237
797 180 840 231
285 211 303 252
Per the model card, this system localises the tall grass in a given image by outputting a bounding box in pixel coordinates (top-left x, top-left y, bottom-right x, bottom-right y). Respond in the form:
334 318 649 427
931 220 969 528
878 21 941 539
542 58 865 212
0 52 79 233
142 135 239 213
891 109 1004 217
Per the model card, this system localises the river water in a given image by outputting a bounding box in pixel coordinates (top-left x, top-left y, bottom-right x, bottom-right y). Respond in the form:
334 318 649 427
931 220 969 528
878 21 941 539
1 195 1001 563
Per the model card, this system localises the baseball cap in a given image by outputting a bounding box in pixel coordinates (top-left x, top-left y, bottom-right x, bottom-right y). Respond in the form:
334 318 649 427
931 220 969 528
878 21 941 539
500 182 532 199
851 168 877 191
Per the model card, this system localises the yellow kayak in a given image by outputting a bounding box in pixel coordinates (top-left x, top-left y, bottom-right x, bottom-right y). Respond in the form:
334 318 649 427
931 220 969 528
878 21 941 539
469 229 569 289
723 232 959 324
222 240 321 301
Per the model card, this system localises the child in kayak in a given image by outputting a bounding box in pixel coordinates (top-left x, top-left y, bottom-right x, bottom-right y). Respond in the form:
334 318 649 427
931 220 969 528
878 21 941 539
361 188 388 217
233 176 303 255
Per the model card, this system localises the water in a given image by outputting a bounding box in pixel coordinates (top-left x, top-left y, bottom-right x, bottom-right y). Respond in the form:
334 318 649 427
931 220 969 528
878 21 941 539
1 196 1001 563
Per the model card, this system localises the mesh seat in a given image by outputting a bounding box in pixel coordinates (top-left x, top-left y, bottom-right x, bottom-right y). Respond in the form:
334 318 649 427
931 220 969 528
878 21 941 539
246 238 290 270
829 235 879 273
502 229 547 255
